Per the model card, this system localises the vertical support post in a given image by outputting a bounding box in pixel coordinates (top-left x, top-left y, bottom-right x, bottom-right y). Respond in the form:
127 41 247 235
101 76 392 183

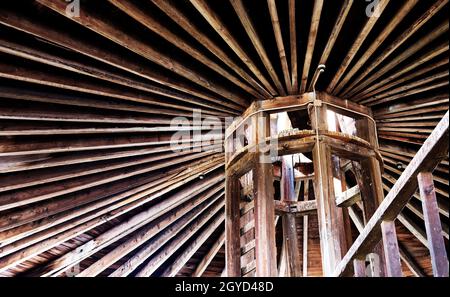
381 220 403 277
353 259 366 277
279 113 302 277
310 100 345 276
418 172 449 277
354 116 387 277
225 175 241 277
253 112 277 276
303 180 310 277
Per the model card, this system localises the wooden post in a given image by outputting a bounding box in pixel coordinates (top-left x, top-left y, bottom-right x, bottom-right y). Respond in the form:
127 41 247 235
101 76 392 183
281 155 302 276
278 112 302 277
381 220 402 277
253 112 277 276
353 116 387 277
418 172 449 277
225 175 241 276
353 259 366 277
311 101 345 275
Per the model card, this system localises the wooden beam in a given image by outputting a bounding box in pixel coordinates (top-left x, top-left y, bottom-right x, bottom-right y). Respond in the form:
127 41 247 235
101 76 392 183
302 180 310 277
344 0 449 98
350 202 426 277
0 6 244 112
333 111 449 276
76 193 224 276
229 0 286 96
347 19 449 99
274 200 317 216
20 173 225 276
267 0 293 94
252 113 277 276
193 231 225 277
311 102 347 275
398 242 426 277
417 172 449 277
300 0 324 93
36 0 249 107
318 0 353 67
148 0 269 100
280 154 302 276
356 50 449 101
161 215 225 277
326 0 390 93
336 185 361 208
334 0 419 95
288 0 298 91
133 205 224 277
189 0 276 97
353 259 366 277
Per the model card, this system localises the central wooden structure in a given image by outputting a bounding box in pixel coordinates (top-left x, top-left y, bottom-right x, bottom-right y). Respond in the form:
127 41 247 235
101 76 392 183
225 92 389 277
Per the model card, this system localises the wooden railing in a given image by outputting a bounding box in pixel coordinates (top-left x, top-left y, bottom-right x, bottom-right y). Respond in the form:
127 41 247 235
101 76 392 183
333 111 449 277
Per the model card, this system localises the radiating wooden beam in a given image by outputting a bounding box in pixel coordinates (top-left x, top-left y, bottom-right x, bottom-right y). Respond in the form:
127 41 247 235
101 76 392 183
133 205 224 277
267 0 293 94
193 231 225 277
110 197 224 277
17 173 225 276
161 215 225 277
398 242 426 277
36 0 249 107
300 0 324 93
288 0 298 91
149 0 269 100
0 6 245 112
334 0 419 95
355 44 449 101
189 0 276 97
344 0 449 98
326 0 390 93
229 0 286 96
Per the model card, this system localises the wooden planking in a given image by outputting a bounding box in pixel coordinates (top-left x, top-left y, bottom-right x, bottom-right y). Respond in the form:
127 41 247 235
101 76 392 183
0 36 240 115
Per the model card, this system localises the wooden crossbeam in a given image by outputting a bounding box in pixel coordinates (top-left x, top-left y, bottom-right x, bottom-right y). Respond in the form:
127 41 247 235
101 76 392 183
274 200 317 216
336 185 361 208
